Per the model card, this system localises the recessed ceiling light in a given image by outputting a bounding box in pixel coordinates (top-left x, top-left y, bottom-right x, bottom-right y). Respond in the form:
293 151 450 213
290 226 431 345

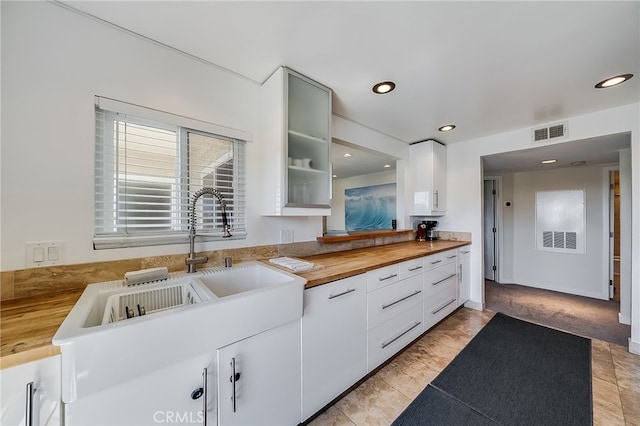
595 74 633 89
372 81 396 94
383 164 391 168
438 124 456 132
332 174 337 178
541 159 557 164
343 152 352 158
571 161 586 166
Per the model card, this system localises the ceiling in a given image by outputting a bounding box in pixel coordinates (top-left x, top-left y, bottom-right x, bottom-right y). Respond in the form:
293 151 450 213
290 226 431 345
59 1 639 175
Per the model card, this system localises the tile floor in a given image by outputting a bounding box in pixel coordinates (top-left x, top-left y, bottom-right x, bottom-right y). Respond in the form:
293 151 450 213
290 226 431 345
308 308 640 426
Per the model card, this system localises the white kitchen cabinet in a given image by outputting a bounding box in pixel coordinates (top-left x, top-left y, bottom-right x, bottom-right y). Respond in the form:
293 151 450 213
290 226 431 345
64 353 213 426
301 274 367 422
0 355 61 426
423 258 458 330
458 247 471 306
409 139 447 216
261 66 332 216
217 320 301 426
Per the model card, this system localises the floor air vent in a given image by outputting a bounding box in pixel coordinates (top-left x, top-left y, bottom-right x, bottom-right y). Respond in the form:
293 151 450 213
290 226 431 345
532 122 567 142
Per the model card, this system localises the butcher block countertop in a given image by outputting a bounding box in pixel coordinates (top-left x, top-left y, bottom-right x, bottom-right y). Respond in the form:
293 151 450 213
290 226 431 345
297 240 470 288
0 240 469 368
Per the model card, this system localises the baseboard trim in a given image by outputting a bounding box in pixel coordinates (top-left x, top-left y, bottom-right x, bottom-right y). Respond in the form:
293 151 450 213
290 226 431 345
619 313 631 325
464 300 484 311
629 339 640 355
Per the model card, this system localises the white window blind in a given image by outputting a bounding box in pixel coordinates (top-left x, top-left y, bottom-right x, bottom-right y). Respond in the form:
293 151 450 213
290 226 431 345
94 99 246 249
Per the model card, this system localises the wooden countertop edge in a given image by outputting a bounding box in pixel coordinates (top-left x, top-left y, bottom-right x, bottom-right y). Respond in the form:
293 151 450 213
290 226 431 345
2 240 470 367
0 345 60 370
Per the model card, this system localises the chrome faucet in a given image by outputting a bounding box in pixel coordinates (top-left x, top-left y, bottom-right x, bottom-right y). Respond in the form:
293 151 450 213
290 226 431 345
186 188 232 273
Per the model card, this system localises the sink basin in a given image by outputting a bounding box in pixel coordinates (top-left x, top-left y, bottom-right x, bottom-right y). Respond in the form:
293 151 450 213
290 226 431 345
195 261 304 297
53 261 306 404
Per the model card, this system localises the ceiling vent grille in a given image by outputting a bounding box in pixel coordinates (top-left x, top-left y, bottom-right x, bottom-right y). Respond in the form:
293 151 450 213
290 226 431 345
532 122 567 142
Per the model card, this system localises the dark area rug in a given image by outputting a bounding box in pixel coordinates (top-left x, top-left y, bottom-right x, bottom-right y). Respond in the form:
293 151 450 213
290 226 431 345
392 312 592 426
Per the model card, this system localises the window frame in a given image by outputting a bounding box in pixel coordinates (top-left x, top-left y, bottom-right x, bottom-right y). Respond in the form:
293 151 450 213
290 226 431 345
93 96 248 249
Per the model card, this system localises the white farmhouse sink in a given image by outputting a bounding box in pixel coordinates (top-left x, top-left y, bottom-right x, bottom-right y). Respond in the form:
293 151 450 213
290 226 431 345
53 261 306 403
195 261 303 297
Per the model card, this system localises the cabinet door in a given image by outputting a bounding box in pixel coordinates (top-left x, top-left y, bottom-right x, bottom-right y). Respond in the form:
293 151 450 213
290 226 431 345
64 353 212 426
408 140 446 216
301 275 367 421
1 356 61 426
217 320 301 426
431 140 447 214
459 248 471 305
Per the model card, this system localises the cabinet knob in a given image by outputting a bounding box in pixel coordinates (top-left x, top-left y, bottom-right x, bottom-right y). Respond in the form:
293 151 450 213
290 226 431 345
191 387 204 400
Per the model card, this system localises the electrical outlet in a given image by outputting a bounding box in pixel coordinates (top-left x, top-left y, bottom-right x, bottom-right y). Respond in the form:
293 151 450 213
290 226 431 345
26 240 66 267
280 229 294 244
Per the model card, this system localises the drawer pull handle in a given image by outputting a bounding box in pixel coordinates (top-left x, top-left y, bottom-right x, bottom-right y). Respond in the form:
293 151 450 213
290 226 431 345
328 288 356 299
461 250 470 254
381 321 422 349
430 260 442 265
447 255 457 259
432 273 457 286
379 273 398 282
432 298 457 315
381 290 422 310
408 265 423 272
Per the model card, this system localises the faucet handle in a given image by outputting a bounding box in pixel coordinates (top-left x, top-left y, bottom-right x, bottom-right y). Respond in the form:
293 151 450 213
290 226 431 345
224 257 233 268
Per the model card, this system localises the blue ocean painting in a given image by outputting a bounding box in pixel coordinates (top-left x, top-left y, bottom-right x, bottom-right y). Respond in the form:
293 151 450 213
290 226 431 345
345 183 396 231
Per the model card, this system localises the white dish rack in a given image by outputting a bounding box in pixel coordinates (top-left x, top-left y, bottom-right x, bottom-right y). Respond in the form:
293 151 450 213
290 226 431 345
102 283 204 325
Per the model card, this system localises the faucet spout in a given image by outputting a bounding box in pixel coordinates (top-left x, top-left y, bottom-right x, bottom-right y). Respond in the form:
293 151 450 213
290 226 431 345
186 187 232 273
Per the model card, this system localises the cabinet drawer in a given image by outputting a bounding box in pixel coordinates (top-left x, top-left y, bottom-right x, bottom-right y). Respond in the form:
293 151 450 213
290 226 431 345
367 304 423 372
399 257 425 279
367 274 422 330
366 264 400 292
424 250 458 270
423 261 458 298
424 284 457 331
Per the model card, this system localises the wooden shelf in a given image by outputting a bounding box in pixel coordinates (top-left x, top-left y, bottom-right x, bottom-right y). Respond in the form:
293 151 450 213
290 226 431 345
317 229 413 244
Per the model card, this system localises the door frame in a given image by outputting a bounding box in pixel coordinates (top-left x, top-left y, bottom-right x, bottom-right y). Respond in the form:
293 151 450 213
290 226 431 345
483 176 503 283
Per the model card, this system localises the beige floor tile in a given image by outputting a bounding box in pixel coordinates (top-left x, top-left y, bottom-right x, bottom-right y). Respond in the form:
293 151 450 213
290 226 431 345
592 376 625 426
375 353 438 399
335 375 411 424
307 406 356 426
592 340 617 384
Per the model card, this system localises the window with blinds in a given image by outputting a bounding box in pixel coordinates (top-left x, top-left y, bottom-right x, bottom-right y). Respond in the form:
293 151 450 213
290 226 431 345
94 99 247 249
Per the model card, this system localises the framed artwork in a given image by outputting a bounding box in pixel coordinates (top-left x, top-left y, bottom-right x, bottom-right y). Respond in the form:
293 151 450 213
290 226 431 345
345 183 396 231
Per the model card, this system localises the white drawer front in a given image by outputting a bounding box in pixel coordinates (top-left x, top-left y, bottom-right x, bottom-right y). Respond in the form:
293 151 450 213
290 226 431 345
367 303 423 372
366 264 400 292
424 283 457 330
367 274 423 330
424 261 458 298
399 257 425 279
424 250 458 270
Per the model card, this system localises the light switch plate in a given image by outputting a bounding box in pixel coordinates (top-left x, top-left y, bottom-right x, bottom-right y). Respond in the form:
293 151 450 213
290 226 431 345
26 240 66 267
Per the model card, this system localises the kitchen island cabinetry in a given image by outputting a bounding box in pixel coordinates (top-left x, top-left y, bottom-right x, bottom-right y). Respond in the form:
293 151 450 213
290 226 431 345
408 139 447 216
301 274 367 422
261 66 332 216
0 355 61 426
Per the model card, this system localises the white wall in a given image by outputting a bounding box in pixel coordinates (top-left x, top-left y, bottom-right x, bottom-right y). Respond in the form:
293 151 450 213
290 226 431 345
0 2 407 271
327 170 396 230
440 102 640 353
511 165 610 299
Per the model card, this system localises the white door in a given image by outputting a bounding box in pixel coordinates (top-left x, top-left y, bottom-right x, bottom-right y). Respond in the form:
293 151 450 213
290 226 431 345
483 179 497 281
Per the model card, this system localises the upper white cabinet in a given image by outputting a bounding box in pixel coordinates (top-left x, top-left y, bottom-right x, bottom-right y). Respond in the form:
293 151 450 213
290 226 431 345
408 139 446 216
261 67 332 216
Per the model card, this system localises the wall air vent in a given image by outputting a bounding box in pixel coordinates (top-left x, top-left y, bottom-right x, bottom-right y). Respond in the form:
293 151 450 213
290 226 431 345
532 122 568 142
